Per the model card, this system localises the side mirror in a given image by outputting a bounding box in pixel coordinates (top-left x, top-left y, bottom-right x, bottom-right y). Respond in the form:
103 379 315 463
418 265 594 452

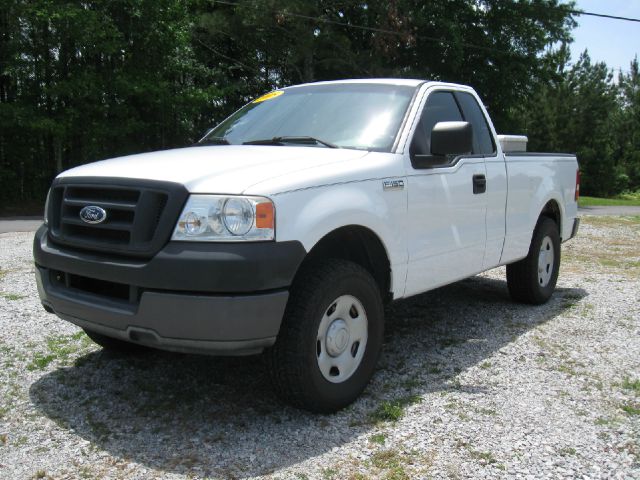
431 121 473 156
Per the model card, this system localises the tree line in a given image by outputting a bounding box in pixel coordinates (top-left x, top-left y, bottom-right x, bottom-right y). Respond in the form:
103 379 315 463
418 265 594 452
1 0 638 210
512 48 639 197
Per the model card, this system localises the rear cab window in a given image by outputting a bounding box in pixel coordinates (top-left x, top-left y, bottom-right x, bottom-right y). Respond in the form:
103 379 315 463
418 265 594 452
454 92 496 156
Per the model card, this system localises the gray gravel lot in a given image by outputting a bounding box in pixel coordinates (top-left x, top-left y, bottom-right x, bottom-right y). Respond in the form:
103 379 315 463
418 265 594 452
0 216 639 479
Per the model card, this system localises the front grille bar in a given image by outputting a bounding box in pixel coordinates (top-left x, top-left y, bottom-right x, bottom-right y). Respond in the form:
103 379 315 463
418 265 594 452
47 178 188 258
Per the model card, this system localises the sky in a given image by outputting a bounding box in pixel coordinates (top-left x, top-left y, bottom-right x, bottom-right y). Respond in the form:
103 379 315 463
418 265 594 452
569 0 640 74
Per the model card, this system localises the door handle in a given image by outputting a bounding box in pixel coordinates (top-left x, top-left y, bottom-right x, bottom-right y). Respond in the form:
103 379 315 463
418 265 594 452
473 174 486 194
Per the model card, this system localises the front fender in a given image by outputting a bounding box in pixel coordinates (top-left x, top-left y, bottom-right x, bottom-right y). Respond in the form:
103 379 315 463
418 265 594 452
273 180 408 296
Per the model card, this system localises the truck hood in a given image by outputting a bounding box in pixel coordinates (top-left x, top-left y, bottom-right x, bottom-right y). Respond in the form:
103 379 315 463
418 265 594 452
59 145 370 194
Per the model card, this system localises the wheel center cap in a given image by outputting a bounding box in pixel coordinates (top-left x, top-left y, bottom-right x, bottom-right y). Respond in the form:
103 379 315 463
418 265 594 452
326 319 350 357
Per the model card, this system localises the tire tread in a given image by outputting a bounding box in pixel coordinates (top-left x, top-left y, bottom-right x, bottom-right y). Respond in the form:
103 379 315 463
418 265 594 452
506 217 560 305
266 259 382 412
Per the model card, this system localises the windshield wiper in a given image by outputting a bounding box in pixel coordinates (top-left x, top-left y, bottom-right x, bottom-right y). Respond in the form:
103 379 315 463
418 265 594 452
243 136 339 148
197 136 230 146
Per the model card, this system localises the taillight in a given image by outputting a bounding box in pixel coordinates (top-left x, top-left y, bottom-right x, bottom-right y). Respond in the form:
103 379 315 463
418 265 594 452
575 169 580 202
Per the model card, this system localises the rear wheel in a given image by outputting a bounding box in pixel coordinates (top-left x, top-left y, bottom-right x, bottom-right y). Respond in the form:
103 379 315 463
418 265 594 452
267 259 384 413
83 328 149 354
507 217 561 305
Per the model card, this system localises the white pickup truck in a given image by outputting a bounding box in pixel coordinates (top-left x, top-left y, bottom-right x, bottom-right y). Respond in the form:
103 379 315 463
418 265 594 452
34 79 580 412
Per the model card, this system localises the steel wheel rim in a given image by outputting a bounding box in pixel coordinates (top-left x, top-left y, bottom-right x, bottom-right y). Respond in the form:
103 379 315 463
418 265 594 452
316 295 368 383
538 235 555 287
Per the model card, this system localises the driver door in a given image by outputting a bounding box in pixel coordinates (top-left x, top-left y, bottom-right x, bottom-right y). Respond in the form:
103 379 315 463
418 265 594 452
403 90 487 297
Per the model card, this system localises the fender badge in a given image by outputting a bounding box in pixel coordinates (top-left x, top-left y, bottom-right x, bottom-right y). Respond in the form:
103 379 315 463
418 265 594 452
382 179 404 191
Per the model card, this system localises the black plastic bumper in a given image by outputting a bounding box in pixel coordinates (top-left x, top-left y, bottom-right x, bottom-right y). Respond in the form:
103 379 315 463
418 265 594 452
33 225 306 355
34 225 306 292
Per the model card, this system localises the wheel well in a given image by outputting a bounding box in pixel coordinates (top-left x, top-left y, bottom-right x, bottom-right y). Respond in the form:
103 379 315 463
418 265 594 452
540 200 561 236
298 226 392 302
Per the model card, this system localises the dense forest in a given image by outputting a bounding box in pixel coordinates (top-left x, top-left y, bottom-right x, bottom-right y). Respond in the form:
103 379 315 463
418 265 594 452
1 0 639 211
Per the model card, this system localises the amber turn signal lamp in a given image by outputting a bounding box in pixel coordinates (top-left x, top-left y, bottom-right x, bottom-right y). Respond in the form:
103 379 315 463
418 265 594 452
256 202 274 229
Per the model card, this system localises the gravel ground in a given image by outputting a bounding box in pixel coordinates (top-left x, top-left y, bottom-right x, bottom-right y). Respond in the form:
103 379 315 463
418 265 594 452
0 215 639 480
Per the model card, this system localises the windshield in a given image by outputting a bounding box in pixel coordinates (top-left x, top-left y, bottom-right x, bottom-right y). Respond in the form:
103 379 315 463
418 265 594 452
201 83 417 152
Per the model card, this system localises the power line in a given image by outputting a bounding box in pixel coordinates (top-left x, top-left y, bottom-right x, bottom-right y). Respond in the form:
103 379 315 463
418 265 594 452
568 9 640 23
194 36 258 72
209 0 639 68
213 0 528 57
215 1 640 26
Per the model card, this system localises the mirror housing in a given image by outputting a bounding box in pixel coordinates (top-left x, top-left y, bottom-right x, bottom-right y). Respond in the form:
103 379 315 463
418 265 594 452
431 121 473 157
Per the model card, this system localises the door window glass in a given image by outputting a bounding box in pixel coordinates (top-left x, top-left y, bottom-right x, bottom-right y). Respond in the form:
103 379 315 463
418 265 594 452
410 91 463 156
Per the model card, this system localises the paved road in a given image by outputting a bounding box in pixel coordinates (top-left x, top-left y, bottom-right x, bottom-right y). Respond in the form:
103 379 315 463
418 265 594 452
0 217 43 234
1 206 639 234
578 205 640 216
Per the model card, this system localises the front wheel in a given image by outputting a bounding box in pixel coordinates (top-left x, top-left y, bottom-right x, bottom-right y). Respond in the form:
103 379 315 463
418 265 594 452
507 217 561 305
267 259 384 413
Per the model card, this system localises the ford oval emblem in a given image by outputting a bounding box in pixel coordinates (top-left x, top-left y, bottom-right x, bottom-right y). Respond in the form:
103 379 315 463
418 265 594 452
79 206 107 224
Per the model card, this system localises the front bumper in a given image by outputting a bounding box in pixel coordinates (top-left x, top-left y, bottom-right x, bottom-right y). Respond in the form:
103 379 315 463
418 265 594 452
33 225 306 355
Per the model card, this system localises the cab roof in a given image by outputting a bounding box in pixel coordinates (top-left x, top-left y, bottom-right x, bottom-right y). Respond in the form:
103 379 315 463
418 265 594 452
283 78 472 91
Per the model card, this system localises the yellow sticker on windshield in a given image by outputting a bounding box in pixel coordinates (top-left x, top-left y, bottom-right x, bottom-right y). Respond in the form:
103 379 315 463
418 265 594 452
253 90 284 103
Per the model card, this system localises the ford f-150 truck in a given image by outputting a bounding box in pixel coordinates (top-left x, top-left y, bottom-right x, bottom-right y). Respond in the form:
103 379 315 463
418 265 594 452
34 79 580 412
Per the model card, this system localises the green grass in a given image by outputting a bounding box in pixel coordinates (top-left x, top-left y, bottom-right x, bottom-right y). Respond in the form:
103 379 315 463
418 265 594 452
27 331 93 371
369 433 387 445
347 474 367 480
475 407 497 416
621 378 640 394
621 404 640 416
0 292 25 301
371 450 404 469
401 377 421 389
372 402 404 422
27 353 56 371
371 394 422 423
370 450 410 480
321 467 338 479
579 195 640 207
559 446 577 456
469 449 497 464
595 417 619 426
0 404 10 419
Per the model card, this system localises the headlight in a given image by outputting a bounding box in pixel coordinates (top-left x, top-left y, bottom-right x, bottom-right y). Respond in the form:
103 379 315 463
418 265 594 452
172 195 275 242
44 189 51 225
223 197 253 235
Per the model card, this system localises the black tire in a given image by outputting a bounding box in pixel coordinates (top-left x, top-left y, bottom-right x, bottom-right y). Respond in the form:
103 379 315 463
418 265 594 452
266 259 384 413
83 328 150 354
507 217 561 305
